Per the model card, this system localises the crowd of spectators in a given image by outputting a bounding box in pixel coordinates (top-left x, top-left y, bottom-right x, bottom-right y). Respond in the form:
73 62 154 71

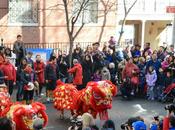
0 35 175 103
0 34 175 129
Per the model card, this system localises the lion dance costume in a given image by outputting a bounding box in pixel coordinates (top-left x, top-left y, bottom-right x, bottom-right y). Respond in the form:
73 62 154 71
53 80 117 120
0 84 48 130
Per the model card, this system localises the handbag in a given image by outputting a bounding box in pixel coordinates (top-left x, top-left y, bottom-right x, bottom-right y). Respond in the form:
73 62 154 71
131 76 139 85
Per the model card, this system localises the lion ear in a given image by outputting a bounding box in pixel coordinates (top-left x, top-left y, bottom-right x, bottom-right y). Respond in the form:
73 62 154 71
104 80 117 96
13 107 25 116
110 83 117 96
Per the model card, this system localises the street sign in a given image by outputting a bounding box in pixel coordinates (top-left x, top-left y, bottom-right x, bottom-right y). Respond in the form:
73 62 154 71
167 6 175 13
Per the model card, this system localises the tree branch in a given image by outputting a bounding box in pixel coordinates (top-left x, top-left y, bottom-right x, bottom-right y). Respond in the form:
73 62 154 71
63 0 71 35
126 0 138 15
72 0 90 24
123 0 127 15
73 23 85 40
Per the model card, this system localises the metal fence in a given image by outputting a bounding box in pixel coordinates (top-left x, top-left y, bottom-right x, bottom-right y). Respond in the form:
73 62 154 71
4 41 129 55
4 42 107 53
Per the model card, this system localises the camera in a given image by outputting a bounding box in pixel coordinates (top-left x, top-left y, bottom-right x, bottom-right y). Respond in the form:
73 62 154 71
121 117 141 130
121 123 129 130
153 116 159 121
69 116 82 130
165 104 175 112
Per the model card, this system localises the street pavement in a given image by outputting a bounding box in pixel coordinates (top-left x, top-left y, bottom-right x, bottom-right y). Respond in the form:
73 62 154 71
44 96 167 130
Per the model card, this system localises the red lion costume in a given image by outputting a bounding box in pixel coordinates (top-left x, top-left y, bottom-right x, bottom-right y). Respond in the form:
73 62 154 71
53 80 117 120
7 102 48 130
0 87 11 117
0 86 48 130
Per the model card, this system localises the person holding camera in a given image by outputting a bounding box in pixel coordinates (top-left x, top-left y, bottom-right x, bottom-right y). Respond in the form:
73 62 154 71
163 104 175 130
68 116 83 130
102 119 115 130
121 116 146 130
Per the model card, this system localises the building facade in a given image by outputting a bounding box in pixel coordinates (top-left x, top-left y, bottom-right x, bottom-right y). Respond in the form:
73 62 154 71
117 0 175 49
0 0 117 49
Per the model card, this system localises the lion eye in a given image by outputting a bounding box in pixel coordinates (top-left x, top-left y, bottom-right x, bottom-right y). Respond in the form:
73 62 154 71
93 93 101 99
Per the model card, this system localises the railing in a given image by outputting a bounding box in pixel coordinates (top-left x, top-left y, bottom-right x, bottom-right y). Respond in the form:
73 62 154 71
3 41 128 54
117 0 175 15
4 42 107 53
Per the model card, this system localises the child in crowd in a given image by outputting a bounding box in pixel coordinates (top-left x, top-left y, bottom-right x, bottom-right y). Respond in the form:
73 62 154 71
21 65 36 104
146 66 157 100
92 70 101 82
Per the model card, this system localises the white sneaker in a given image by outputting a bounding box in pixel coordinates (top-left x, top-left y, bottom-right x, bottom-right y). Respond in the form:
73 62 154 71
46 98 50 102
131 92 134 96
151 98 154 101
41 93 44 96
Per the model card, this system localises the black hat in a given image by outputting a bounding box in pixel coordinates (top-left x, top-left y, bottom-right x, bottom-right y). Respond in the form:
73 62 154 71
92 42 100 46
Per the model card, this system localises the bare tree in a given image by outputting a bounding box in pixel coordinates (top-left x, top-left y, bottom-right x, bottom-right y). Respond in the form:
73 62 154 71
117 0 138 45
62 0 91 67
98 0 116 43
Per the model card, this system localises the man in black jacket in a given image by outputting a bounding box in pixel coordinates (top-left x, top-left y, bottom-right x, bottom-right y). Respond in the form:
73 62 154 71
13 35 26 67
45 56 59 102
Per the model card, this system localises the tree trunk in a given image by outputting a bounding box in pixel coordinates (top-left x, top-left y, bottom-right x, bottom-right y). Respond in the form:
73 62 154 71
69 39 74 68
117 16 126 46
98 12 107 43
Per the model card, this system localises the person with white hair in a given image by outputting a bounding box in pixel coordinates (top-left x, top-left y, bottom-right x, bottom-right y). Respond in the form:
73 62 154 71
68 59 83 90
108 62 117 84
82 113 99 130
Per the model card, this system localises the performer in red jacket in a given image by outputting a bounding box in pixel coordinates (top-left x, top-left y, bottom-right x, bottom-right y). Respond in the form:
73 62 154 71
68 59 83 90
1 58 16 95
34 54 45 96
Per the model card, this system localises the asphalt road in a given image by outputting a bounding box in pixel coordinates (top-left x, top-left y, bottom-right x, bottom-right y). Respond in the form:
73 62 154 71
44 96 167 130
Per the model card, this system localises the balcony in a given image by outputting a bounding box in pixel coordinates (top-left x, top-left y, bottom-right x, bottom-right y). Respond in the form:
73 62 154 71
117 0 175 20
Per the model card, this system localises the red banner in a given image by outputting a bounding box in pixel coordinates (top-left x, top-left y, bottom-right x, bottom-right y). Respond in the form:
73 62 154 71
167 6 175 13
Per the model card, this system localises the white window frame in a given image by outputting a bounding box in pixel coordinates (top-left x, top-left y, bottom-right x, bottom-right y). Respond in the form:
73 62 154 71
8 0 38 26
73 0 98 25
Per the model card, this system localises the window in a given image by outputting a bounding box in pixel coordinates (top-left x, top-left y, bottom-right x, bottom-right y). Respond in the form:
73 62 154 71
8 0 38 25
73 0 98 24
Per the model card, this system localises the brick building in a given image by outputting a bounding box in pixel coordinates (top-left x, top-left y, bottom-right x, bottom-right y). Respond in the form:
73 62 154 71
0 0 117 49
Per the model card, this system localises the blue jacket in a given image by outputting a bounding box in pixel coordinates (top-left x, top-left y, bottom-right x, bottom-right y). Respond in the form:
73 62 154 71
132 50 141 57
146 60 161 74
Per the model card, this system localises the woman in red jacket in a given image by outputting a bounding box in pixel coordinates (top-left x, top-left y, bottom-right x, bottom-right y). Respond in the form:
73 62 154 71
122 58 140 96
34 54 45 96
1 58 16 95
68 59 83 90
122 58 140 80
